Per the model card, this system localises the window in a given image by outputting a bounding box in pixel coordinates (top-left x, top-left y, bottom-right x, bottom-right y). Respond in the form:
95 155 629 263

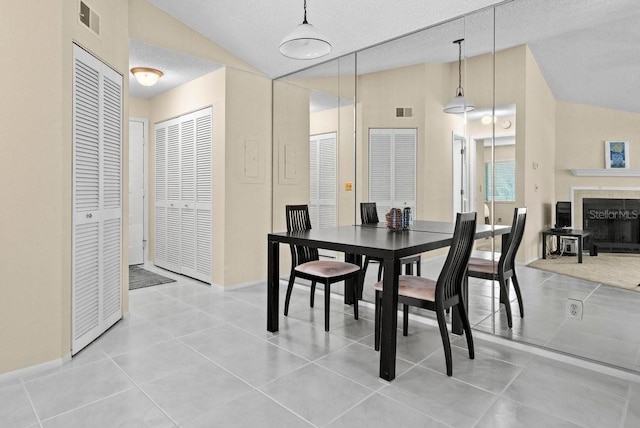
485 161 515 201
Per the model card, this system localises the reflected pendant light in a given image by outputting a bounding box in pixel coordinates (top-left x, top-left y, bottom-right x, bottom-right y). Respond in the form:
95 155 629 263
280 0 331 60
131 67 163 86
443 39 476 114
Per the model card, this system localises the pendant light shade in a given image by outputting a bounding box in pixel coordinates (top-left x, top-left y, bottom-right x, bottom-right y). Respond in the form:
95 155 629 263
280 0 331 60
444 39 476 114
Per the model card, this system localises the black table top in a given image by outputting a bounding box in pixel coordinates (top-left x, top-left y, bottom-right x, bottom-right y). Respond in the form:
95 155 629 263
269 222 510 259
542 228 592 237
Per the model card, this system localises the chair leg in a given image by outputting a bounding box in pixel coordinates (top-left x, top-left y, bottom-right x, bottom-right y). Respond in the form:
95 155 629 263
284 273 296 316
457 301 475 360
377 263 383 282
310 281 317 308
499 277 513 328
416 257 421 276
403 304 409 336
353 273 360 320
374 290 381 351
436 307 453 376
324 281 331 331
363 257 370 277
511 274 524 318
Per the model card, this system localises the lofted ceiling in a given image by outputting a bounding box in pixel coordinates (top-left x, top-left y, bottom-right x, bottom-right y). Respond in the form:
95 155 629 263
130 0 640 113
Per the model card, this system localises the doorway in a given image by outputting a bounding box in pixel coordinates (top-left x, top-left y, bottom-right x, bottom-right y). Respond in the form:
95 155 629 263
452 132 474 217
129 118 147 265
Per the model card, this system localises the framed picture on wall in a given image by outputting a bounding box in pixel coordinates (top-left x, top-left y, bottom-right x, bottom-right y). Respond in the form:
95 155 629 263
605 140 629 169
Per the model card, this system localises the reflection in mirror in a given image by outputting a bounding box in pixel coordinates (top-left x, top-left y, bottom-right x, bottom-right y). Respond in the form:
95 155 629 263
272 0 640 374
272 55 356 274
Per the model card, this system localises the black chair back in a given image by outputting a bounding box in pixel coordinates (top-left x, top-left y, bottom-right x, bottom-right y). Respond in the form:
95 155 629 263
436 212 477 304
499 207 527 274
360 202 379 224
285 205 319 266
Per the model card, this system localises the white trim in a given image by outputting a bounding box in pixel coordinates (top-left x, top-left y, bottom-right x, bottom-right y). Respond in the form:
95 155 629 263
130 117 149 262
0 354 72 383
570 169 640 177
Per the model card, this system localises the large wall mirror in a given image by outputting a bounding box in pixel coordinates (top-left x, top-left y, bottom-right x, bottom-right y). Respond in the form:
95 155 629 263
272 0 640 374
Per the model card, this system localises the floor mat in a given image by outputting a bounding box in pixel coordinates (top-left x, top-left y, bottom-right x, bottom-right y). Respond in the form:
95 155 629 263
129 265 176 290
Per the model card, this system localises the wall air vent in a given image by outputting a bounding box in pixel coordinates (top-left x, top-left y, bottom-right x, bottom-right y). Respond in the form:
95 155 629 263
395 107 413 118
79 1 100 37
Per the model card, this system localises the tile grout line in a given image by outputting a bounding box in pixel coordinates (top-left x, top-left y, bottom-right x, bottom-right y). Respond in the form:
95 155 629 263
20 379 44 428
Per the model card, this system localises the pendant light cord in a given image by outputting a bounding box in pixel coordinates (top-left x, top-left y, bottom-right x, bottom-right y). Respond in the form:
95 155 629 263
303 0 308 24
454 38 464 95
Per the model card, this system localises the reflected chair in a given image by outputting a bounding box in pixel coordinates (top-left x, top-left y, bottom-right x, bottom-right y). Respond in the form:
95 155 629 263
374 212 477 376
467 207 527 328
360 202 421 281
284 205 363 331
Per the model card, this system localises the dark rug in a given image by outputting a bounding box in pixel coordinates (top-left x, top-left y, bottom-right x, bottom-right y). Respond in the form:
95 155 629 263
129 265 176 290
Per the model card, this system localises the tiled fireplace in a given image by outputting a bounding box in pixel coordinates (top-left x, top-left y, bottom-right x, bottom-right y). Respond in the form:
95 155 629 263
572 188 640 253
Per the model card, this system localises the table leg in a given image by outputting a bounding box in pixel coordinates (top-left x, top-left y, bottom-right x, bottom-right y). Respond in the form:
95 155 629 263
380 257 400 381
578 237 583 263
267 240 279 332
542 233 547 259
344 253 361 303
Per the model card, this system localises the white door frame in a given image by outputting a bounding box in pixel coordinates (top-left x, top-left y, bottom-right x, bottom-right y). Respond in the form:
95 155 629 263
129 117 149 264
452 132 475 218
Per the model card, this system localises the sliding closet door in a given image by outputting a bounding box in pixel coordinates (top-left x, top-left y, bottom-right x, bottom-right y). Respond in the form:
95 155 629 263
154 107 212 283
72 44 122 354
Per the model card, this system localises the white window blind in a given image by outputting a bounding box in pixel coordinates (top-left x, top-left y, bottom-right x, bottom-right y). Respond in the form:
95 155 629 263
485 161 515 202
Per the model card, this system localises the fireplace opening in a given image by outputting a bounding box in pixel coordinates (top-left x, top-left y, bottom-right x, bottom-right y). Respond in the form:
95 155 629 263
583 198 640 253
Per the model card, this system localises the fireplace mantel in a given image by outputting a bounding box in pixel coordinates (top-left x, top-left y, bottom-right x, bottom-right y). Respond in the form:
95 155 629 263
570 169 640 177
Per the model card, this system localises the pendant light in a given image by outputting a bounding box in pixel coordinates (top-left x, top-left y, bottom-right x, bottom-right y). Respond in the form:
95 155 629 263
443 39 476 114
280 0 331 60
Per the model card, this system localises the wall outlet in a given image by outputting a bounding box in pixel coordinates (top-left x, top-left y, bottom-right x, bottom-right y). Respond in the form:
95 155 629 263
566 299 583 320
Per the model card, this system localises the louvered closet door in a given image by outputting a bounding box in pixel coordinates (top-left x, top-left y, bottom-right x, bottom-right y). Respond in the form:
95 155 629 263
193 108 212 283
179 115 197 279
154 125 168 269
309 133 337 229
153 107 212 283
369 129 416 216
72 44 122 354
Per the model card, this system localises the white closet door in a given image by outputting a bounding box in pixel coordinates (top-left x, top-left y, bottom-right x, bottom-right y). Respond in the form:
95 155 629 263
309 132 336 229
165 120 181 273
369 128 417 216
154 126 168 268
153 107 212 283
369 129 393 216
180 115 197 278
393 129 417 210
194 108 212 282
72 44 122 354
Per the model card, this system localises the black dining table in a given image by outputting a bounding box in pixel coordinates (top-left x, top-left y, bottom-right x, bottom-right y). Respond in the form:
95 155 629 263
267 220 510 381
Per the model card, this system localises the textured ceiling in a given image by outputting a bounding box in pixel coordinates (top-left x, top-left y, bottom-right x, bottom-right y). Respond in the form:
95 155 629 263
131 0 640 113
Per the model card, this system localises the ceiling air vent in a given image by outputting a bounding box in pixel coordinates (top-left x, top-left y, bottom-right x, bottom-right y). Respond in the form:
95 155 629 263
79 1 100 37
395 107 413 118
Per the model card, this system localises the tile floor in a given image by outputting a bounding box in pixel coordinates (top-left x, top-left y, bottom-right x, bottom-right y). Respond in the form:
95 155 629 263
2 262 640 427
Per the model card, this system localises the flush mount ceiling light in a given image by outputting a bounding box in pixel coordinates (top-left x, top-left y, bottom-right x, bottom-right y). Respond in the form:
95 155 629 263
279 0 331 60
443 39 476 114
131 67 163 86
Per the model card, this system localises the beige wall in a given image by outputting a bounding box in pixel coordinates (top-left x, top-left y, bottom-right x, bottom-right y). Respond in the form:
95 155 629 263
128 0 260 75
555 101 640 215
0 0 129 373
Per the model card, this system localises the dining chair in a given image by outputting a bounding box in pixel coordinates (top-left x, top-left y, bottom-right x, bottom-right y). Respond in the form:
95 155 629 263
467 207 527 328
284 205 363 331
360 202 421 281
374 211 477 376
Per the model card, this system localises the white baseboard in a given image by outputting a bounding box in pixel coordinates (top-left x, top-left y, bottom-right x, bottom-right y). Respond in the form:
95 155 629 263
0 353 71 383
